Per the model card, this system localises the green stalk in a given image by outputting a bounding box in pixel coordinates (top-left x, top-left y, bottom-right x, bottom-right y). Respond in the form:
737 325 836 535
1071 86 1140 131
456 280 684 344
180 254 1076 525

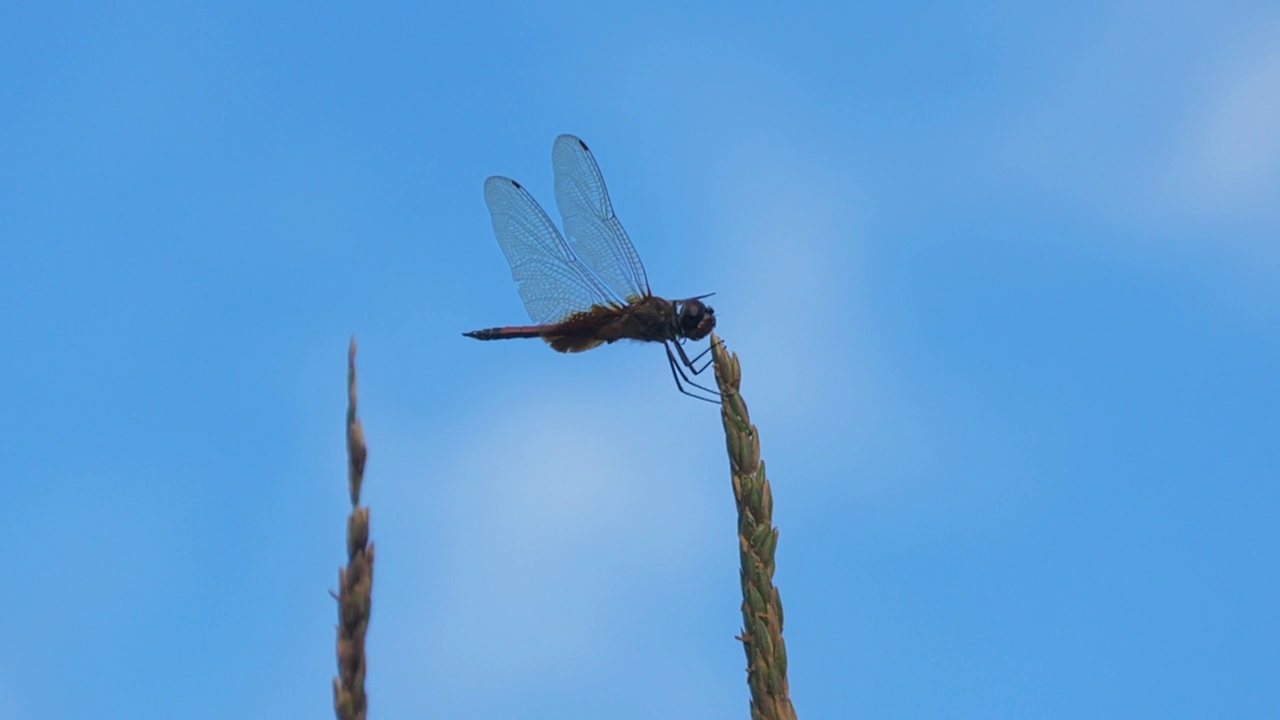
712 333 798 720
334 338 373 720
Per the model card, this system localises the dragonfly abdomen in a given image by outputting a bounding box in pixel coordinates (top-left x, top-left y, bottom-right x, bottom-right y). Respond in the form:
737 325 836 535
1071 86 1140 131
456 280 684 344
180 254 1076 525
464 324 610 354
462 325 546 341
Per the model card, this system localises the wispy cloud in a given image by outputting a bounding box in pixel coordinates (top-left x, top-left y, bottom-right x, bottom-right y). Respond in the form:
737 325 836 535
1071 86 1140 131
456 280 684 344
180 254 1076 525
1165 22 1280 220
373 390 724 681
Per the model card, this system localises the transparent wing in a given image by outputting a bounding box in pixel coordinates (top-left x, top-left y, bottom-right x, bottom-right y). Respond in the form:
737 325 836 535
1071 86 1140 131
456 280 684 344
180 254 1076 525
483 176 617 325
552 134 651 303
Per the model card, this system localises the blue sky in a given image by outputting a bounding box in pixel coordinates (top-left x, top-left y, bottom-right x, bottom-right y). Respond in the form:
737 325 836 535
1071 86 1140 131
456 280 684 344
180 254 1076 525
3 2 1278 718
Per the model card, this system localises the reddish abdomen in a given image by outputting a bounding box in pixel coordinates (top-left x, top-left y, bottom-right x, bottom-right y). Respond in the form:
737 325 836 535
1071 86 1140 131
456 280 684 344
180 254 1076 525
463 325 545 340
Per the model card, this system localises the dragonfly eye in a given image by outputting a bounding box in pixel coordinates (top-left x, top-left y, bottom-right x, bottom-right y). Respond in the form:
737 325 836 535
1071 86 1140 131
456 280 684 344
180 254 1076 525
679 299 717 340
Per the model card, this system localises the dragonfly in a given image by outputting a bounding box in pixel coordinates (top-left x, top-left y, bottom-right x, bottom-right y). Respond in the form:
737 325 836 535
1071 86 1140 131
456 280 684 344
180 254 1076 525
464 134 721 402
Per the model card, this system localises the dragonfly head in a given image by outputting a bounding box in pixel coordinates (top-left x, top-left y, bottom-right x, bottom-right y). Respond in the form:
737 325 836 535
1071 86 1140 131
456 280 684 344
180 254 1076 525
677 297 716 341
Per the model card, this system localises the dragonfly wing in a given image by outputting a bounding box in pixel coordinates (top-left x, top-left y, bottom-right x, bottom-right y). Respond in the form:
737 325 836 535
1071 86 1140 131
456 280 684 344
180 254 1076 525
483 176 617 325
552 134 652 303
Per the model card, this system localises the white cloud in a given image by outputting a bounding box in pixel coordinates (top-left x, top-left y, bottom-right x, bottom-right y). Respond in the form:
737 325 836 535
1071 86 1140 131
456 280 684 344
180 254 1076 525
371 387 725 683
705 138 874 416
1168 24 1280 219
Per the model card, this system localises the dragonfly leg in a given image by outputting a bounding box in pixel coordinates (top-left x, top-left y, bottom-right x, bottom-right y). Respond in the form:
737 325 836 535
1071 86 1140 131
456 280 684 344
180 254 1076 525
664 342 722 403
674 338 723 376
